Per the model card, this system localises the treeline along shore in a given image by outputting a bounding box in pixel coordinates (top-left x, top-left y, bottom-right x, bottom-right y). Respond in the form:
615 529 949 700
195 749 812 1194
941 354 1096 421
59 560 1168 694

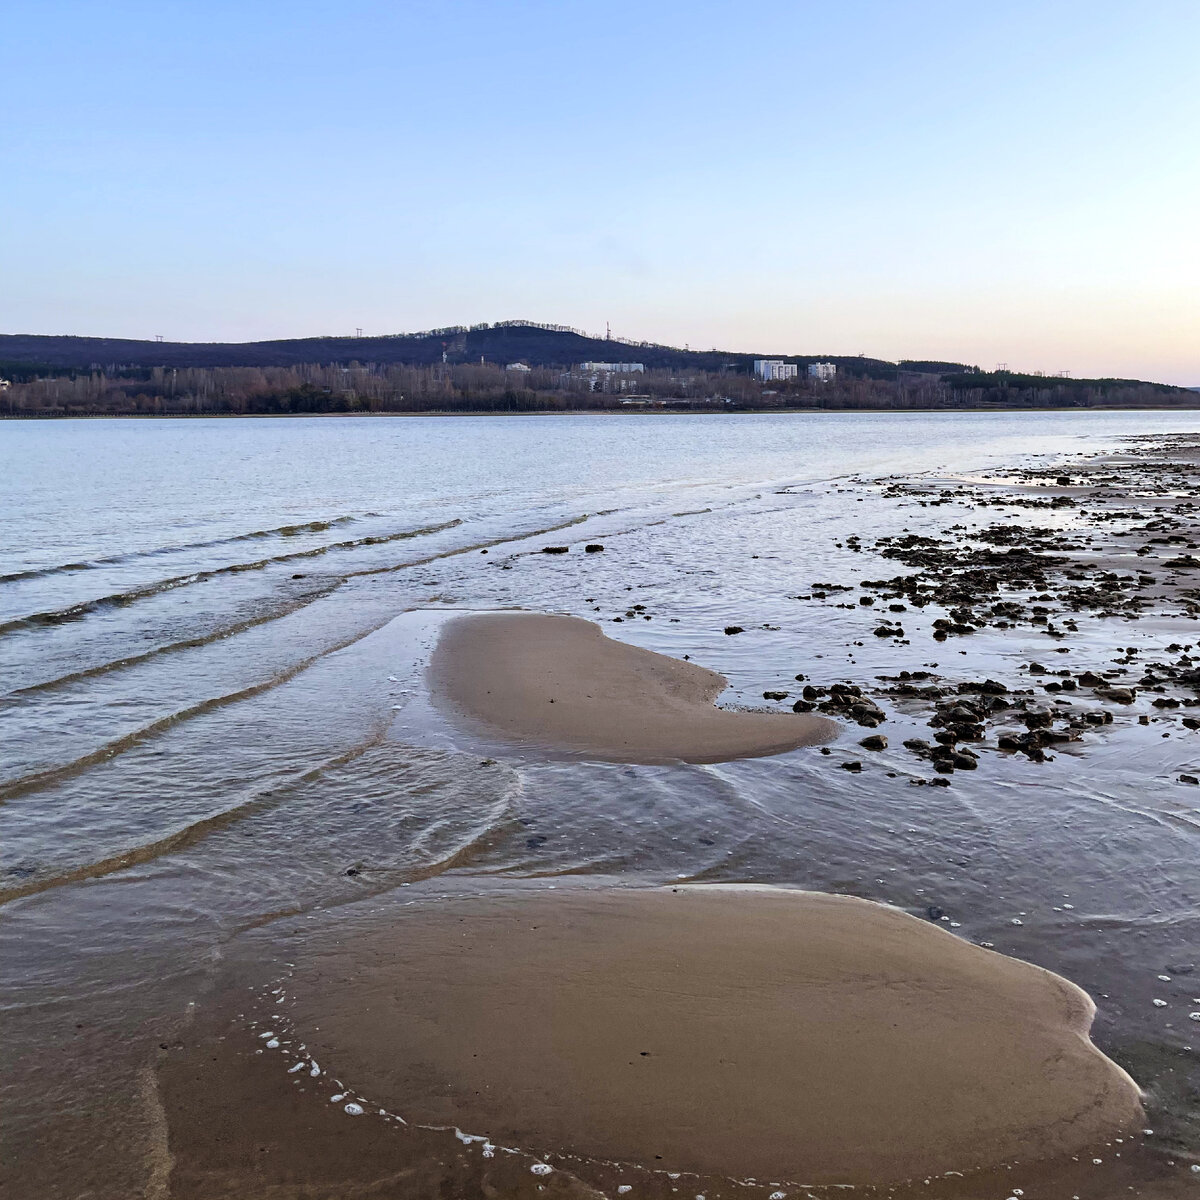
3 361 1191 417
0 322 1192 416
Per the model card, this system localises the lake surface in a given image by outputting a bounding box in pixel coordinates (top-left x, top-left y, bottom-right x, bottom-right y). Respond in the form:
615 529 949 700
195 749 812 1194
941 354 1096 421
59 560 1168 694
3 411 1200 1196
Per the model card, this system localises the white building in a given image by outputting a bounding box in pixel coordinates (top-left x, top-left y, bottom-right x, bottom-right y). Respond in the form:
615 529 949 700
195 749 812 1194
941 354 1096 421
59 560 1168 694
808 362 837 382
753 360 798 382
578 361 644 373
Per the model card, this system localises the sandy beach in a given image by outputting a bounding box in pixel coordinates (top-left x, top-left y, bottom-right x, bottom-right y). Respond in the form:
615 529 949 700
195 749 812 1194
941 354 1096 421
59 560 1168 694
430 611 837 762
235 884 1142 1186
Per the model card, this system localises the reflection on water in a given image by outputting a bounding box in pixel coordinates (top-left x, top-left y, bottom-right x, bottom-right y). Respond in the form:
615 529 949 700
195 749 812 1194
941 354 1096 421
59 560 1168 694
2 412 1200 1196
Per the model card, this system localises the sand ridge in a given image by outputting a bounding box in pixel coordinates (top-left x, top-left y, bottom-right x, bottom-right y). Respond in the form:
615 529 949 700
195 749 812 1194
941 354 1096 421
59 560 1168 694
276 883 1143 1186
429 611 837 763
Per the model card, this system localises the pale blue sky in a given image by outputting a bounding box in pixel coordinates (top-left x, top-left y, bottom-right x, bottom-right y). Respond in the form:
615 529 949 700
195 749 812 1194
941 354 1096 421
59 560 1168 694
3 1 1198 381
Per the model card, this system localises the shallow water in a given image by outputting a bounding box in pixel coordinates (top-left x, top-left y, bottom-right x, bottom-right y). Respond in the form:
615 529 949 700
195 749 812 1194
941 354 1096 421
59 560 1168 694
3 412 1200 1196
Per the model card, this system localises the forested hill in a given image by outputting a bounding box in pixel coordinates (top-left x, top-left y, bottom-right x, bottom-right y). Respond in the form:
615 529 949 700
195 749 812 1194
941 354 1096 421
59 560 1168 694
0 322 897 376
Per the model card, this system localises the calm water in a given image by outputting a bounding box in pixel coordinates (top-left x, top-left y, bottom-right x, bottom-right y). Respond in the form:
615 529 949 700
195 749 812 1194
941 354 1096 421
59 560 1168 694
3 412 1200 1196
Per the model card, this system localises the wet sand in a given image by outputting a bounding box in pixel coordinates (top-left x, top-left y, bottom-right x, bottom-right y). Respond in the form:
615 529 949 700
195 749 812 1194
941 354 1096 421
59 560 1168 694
254 884 1142 1186
430 611 837 762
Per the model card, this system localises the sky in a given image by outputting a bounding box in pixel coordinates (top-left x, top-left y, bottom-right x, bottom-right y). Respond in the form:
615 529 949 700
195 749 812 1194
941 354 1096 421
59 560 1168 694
2 1 1198 383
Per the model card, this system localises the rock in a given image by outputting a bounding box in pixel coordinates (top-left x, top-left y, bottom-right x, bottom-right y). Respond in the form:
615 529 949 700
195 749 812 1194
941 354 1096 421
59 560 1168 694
839 760 863 773
792 699 815 712
724 626 744 635
542 546 569 554
859 734 887 751
763 691 789 701
584 544 605 553
1180 774 1199 786
926 905 945 920
1097 686 1136 703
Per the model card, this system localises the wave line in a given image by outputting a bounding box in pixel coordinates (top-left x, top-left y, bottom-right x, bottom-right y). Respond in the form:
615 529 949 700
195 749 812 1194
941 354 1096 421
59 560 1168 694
0 519 461 637
0 516 363 585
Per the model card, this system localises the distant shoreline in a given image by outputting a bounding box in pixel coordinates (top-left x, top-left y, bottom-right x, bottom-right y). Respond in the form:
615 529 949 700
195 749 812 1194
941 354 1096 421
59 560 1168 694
6 403 1200 420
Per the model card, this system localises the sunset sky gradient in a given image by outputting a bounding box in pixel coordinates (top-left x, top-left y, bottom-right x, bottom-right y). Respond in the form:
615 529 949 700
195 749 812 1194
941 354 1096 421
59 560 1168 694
3 1 1197 382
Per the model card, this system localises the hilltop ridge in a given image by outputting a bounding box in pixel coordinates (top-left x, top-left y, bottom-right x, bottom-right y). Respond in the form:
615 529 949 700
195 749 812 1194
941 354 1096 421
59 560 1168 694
0 322 901 378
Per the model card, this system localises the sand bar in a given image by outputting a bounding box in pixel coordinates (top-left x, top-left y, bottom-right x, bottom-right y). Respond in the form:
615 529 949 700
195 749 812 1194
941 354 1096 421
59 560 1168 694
430 611 837 762
280 884 1142 1184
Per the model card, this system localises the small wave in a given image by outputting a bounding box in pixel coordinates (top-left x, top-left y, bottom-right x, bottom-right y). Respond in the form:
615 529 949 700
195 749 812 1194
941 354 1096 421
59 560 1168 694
0 519 462 637
348 513 593 579
0 734 388 905
7 581 342 699
0 743 517 908
0 617 398 804
0 516 362 585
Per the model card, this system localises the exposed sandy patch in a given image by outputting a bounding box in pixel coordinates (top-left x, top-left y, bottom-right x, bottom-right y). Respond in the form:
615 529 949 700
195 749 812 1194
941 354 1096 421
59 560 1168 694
280 884 1143 1185
429 611 837 763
